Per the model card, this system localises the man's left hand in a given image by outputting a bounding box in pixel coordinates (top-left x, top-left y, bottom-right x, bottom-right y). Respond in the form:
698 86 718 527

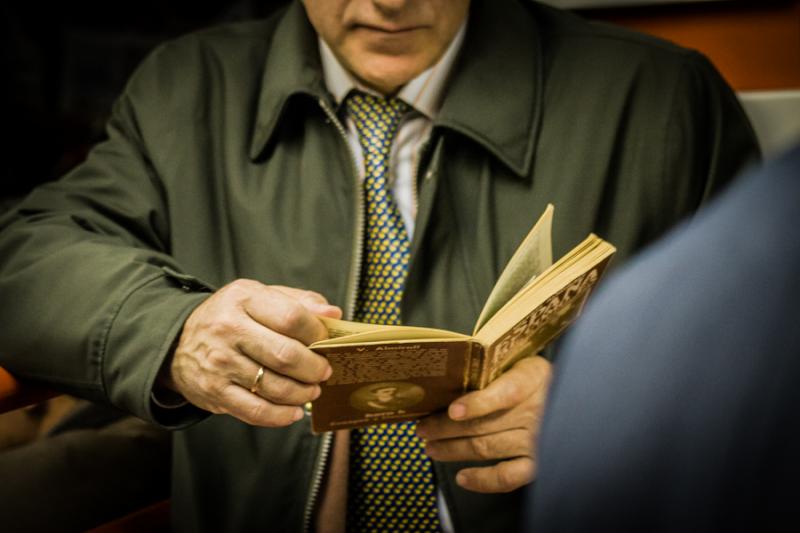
416 355 552 493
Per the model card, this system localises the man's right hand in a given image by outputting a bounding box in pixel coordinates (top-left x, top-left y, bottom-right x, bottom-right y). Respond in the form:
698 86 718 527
163 279 342 427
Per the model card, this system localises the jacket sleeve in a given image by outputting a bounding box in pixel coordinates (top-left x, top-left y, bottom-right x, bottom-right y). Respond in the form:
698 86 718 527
0 61 212 427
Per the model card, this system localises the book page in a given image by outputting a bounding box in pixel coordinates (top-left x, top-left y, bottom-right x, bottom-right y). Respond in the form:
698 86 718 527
473 204 554 335
475 236 614 344
312 319 467 348
499 237 596 313
319 316 389 339
478 253 614 387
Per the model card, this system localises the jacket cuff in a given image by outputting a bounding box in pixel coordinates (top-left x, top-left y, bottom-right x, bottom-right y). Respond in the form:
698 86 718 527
101 267 213 429
151 388 189 409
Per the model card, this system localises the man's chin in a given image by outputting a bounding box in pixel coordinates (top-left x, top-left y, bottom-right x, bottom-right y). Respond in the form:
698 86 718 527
353 57 429 95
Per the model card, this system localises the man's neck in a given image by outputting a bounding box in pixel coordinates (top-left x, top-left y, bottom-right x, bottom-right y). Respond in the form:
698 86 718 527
319 21 467 118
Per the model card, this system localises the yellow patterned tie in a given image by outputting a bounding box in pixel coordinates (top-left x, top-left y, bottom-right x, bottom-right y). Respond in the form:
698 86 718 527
345 91 441 532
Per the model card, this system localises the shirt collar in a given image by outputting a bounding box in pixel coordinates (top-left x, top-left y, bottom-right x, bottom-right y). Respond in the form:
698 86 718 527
318 22 467 119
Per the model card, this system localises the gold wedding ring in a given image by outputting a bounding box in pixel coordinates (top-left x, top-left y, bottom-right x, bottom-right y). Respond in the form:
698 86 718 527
249 366 265 394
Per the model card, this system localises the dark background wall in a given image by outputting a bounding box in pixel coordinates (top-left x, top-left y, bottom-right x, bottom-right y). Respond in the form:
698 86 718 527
1 0 290 208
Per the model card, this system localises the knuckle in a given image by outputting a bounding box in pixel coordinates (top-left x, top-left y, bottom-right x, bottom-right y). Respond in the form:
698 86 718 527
244 402 270 425
301 290 327 305
511 429 535 458
207 404 226 415
205 348 232 369
207 376 227 397
276 304 307 333
276 409 299 427
304 385 319 403
197 374 222 398
272 339 299 371
465 417 484 434
470 436 494 460
296 384 317 404
495 467 514 492
228 278 258 293
316 360 331 382
208 318 239 337
268 377 293 401
502 381 524 406
252 405 295 428
195 373 212 393
496 461 534 492
221 279 260 306
495 468 511 492
520 407 540 429
219 281 244 301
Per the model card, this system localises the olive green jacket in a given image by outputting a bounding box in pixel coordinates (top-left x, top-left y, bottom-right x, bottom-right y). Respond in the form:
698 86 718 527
0 1 758 531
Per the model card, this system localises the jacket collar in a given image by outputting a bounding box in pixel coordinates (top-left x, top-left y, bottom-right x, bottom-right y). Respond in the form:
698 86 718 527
435 0 543 178
249 1 327 160
249 0 542 178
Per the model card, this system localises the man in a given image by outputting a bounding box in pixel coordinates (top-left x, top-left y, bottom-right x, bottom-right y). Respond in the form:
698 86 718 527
527 144 800 532
0 0 757 531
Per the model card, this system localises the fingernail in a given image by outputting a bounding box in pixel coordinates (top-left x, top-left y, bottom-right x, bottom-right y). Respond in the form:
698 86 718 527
449 403 466 420
456 472 468 487
312 385 321 400
322 366 333 381
293 408 304 422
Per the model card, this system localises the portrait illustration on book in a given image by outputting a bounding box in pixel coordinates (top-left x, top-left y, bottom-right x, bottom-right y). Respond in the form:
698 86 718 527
350 381 426 413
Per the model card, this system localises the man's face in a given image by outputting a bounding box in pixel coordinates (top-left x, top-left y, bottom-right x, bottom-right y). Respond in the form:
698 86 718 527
303 0 470 95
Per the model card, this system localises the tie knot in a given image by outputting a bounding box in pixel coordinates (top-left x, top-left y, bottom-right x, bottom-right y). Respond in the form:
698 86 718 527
345 91 409 137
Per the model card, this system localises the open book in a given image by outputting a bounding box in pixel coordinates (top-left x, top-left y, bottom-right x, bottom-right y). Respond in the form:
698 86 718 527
309 204 616 432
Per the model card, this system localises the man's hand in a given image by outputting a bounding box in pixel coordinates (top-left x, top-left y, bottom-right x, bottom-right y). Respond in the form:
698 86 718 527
164 279 342 427
416 356 552 493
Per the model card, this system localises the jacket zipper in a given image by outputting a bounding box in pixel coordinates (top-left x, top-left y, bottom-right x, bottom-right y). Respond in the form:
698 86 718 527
318 98 365 321
302 98 364 533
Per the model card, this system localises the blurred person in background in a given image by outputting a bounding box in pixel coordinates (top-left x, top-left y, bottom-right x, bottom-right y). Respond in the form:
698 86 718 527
528 144 799 532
